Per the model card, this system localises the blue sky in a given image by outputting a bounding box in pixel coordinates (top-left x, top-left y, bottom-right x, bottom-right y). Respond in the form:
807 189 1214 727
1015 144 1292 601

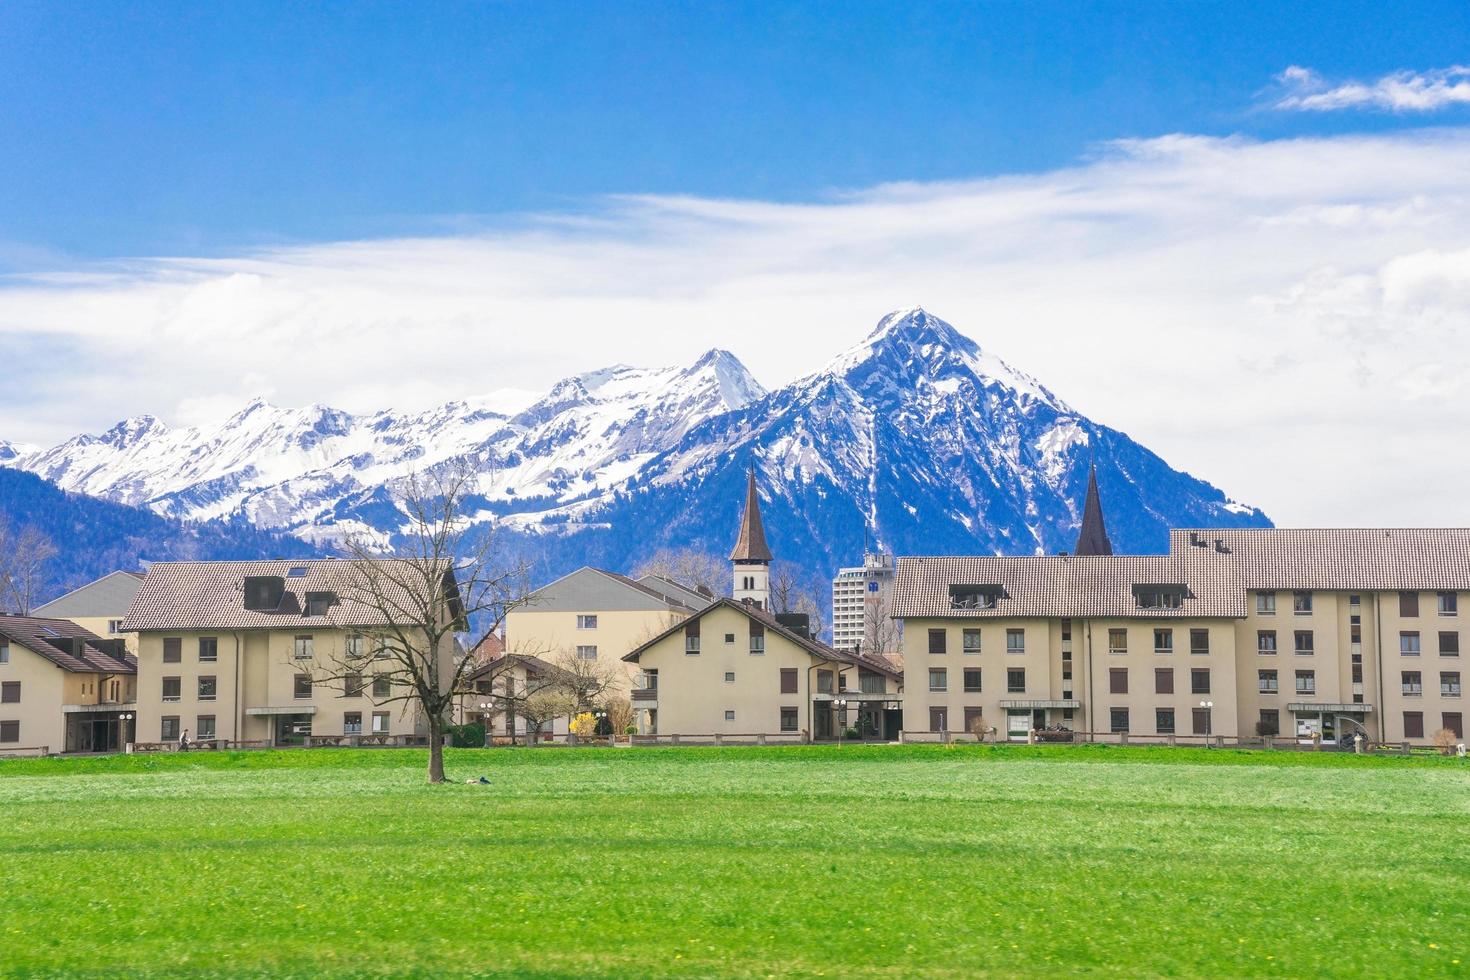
3 1 1468 259
3 3 1470 525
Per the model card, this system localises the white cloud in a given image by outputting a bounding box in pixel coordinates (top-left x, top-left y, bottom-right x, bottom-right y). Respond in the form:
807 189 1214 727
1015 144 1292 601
1273 64 1470 112
4 129 1470 526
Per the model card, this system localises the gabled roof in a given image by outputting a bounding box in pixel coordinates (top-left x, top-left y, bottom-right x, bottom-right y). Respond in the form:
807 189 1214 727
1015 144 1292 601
0 615 135 674
466 653 572 685
122 559 459 632
1169 527 1470 591
522 566 698 614
891 554 1244 619
729 469 773 563
623 597 902 679
635 574 711 609
1074 464 1113 557
33 570 146 620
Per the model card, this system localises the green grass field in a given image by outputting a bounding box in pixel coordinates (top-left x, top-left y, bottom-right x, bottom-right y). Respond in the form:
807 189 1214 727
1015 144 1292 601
0 745 1466 977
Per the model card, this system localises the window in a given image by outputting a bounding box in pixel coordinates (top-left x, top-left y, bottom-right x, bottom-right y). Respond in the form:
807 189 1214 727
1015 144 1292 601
1438 592 1458 616
724 710 735 722
929 707 948 732
1440 672 1461 697
1190 668 1211 695
1293 631 1314 656
860 672 885 694
197 676 216 701
1401 632 1421 657
161 676 181 702
928 668 947 692
1006 629 1025 654
294 674 313 699
1295 670 1315 695
344 673 364 698
1403 711 1424 739
346 635 365 660
287 566 309 578
1257 630 1277 655
928 629 947 655
1444 712 1464 739
1191 707 1212 736
1108 629 1128 655
1109 667 1128 695
372 712 390 734
0 642 7 664
1256 592 1276 615
963 667 982 693
1400 591 1420 617
1292 591 1313 614
475 680 492 695
1258 709 1280 736
723 671 735 684
108 619 124 635
160 717 180 741
304 592 335 617
1259 669 1279 694
576 614 598 630
0 681 17 703
949 587 997 610
817 670 833 694
1155 667 1174 694
374 639 390 660
1136 588 1183 609
576 645 598 661
1401 671 1422 696
725 633 735 644
1110 708 1129 733
196 715 216 739
684 622 700 655
163 638 182 663
1155 708 1175 735
749 623 764 655
1189 629 1210 656
1006 668 1025 693
962 629 982 654
779 668 798 694
294 636 314 660
344 712 363 734
1153 629 1174 655
372 675 391 699
1440 632 1460 657
780 707 798 732
198 637 218 662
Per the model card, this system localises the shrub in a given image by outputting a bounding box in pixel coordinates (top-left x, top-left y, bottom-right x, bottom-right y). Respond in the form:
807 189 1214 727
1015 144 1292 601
1431 727 1460 755
446 723 486 748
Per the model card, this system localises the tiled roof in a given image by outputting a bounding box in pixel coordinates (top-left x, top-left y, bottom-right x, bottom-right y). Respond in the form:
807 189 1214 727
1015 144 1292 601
0 615 135 674
891 554 1245 620
122 559 456 632
467 653 571 685
1169 528 1470 591
598 570 700 612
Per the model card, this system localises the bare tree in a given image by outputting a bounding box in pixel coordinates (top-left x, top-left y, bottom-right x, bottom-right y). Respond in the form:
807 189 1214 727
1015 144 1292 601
860 587 900 656
769 562 827 641
546 649 623 714
476 658 567 745
605 694 635 738
0 518 58 615
310 464 533 784
634 548 727 596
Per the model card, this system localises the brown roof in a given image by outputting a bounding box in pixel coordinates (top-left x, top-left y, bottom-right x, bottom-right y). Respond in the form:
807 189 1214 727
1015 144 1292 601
1170 528 1470 591
729 469 773 563
624 598 902 679
890 554 1245 620
0 615 135 674
122 559 459 632
467 653 571 685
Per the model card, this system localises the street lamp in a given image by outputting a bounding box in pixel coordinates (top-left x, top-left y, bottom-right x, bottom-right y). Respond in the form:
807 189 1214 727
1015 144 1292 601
118 712 134 753
479 702 493 748
834 698 848 747
594 709 608 744
1198 700 1214 738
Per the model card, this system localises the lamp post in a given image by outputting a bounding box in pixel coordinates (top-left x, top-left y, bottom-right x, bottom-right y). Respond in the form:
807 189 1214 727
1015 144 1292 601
479 701 493 748
118 712 134 753
1198 700 1214 738
834 698 847 747
594 708 608 745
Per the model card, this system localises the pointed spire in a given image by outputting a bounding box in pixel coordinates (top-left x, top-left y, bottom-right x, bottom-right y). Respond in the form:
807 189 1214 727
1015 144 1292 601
729 467 773 563
1074 462 1113 557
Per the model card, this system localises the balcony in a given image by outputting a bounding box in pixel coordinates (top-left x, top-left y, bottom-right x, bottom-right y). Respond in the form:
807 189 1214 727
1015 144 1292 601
631 687 658 706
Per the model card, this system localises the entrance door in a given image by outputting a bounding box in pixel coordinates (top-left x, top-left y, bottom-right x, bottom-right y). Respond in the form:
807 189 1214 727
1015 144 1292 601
276 715 312 745
1007 710 1031 741
882 708 902 740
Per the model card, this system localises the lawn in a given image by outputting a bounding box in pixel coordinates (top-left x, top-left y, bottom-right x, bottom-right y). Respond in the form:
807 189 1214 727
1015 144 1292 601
0 745 1466 977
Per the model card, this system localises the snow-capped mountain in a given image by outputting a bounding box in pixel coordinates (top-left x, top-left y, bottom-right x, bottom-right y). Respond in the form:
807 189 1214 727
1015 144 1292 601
4 308 1269 581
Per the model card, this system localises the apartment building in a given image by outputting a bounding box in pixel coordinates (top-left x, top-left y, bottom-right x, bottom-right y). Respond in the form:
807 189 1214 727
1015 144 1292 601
457 653 572 740
831 552 897 653
0 614 136 753
506 567 702 693
123 559 458 746
33 570 146 654
624 469 903 738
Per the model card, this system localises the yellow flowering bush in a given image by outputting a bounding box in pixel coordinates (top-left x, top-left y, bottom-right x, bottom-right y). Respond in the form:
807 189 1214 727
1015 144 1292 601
569 712 599 738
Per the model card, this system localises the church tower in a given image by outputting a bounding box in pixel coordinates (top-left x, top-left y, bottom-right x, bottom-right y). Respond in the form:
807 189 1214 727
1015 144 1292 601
1074 461 1114 557
730 468 773 607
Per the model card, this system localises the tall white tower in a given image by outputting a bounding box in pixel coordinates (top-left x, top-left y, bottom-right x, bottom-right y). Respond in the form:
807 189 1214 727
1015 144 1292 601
730 468 772 608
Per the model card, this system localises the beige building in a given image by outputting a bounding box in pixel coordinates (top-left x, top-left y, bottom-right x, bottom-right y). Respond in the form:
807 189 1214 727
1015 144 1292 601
33 570 145 654
0 614 137 754
506 566 702 692
123 559 459 746
457 653 572 740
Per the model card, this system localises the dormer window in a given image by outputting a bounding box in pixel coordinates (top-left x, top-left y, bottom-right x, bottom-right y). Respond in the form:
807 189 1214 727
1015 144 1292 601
1134 585 1186 609
949 585 1002 610
304 591 337 617
243 576 285 611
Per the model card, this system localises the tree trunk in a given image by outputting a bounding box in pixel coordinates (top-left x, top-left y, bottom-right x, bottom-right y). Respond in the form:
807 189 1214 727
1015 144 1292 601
427 716 446 784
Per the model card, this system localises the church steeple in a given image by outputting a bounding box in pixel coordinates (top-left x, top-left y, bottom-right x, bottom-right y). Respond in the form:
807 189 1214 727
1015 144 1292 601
730 467 772 606
1074 462 1113 557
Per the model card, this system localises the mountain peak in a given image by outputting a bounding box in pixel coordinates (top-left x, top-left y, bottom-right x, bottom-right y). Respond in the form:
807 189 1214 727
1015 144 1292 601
100 415 167 449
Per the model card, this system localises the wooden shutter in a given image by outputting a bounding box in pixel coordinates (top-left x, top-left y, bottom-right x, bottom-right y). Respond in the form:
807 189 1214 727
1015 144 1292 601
779 668 798 694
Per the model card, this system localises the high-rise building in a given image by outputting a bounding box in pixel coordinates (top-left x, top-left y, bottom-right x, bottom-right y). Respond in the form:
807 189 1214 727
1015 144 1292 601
831 552 897 653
